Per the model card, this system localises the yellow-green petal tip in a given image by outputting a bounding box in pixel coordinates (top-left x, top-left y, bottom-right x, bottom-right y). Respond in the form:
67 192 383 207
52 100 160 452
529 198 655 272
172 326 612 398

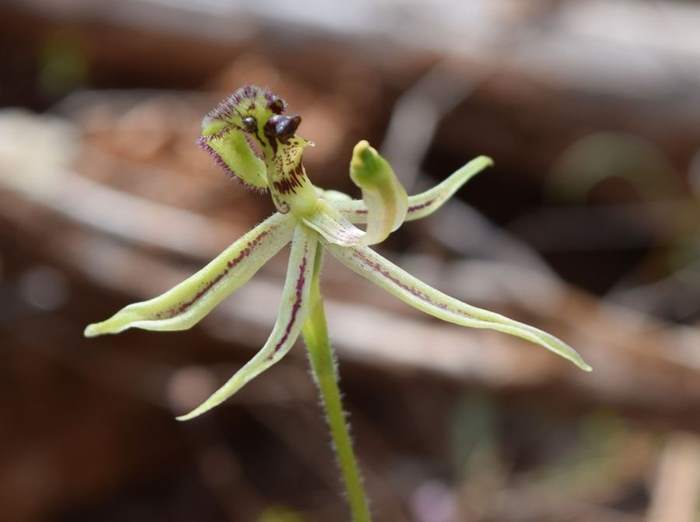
83 323 101 338
175 412 198 422
475 155 494 168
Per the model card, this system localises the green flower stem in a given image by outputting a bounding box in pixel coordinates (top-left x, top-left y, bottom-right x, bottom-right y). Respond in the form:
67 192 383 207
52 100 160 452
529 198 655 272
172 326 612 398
302 248 372 522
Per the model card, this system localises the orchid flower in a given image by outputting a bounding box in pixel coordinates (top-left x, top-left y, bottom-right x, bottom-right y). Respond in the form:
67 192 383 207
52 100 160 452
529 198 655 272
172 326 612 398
85 85 591 423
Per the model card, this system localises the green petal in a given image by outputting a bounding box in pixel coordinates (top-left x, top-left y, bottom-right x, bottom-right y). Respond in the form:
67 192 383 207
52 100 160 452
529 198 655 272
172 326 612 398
302 200 366 247
327 243 592 372
177 225 317 420
84 213 295 336
335 155 493 223
349 140 408 244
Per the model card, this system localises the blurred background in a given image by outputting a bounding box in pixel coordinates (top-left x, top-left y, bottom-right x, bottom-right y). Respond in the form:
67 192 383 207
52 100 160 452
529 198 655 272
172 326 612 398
2 1 700 521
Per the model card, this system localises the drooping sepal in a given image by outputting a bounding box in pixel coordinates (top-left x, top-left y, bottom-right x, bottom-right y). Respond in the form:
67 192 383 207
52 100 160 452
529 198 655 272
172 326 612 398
84 213 295 336
177 224 318 420
349 140 408 244
327 243 591 372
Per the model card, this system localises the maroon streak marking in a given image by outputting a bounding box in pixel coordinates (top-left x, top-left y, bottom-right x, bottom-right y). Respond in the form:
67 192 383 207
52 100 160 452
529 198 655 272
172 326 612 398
271 247 308 355
349 198 436 216
272 163 305 195
407 199 436 213
155 228 274 319
352 249 458 315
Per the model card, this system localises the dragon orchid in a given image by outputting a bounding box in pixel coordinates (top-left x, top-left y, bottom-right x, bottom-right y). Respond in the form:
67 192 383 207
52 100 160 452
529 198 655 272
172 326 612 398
84 85 591 424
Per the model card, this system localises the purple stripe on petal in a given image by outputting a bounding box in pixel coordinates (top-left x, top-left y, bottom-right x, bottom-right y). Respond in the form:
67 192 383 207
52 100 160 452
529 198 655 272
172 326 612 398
272 247 308 354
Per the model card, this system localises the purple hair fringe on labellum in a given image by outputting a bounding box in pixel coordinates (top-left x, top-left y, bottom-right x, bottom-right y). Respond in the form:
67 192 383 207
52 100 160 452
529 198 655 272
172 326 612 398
197 85 293 193
196 136 268 194
204 85 286 123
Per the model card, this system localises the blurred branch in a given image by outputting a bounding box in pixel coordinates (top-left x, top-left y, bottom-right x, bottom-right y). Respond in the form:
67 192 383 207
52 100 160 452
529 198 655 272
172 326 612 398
647 432 700 522
380 59 487 191
381 57 557 274
0 110 230 259
11 0 700 96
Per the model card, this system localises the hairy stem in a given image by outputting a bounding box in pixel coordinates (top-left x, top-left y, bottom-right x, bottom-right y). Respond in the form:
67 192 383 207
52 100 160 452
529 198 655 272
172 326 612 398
302 249 372 522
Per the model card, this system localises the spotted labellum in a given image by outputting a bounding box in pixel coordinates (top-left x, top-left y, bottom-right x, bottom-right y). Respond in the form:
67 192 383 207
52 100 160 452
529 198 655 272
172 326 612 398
85 85 591 421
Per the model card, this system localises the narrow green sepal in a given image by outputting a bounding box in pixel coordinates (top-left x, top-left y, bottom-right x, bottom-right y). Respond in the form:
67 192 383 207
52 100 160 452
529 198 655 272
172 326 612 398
327 243 592 372
84 213 295 336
